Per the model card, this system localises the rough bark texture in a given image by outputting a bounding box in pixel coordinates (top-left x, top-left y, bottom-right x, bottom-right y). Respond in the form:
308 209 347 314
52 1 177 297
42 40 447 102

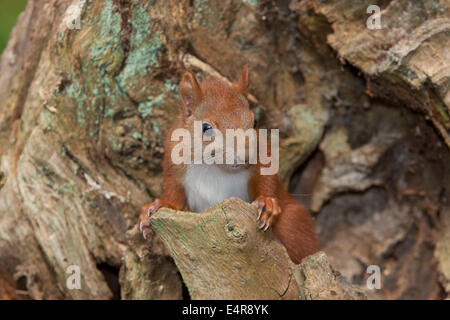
151 198 300 300
293 251 366 300
151 198 365 300
0 0 448 300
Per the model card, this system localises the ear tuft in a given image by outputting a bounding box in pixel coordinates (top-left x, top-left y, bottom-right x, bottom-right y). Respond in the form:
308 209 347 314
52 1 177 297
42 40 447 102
179 70 202 117
233 64 249 94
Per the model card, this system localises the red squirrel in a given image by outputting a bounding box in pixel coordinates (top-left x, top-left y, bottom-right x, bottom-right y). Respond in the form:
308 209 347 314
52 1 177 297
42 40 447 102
139 65 320 264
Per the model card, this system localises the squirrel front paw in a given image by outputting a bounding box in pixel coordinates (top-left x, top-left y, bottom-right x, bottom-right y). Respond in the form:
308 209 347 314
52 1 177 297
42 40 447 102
252 196 281 232
139 199 175 239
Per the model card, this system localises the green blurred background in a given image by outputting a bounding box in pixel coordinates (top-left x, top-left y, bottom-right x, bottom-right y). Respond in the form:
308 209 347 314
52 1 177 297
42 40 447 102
0 0 28 54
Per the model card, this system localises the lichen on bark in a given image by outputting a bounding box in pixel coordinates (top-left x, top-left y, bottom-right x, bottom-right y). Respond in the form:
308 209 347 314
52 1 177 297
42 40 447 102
0 0 448 300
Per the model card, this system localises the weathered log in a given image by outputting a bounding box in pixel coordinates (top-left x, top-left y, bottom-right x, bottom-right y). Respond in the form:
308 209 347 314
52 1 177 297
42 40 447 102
0 0 448 300
151 198 366 300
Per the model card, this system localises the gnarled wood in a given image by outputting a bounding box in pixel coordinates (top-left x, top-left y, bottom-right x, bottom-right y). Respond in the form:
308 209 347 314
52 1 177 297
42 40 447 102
0 0 448 300
151 198 365 300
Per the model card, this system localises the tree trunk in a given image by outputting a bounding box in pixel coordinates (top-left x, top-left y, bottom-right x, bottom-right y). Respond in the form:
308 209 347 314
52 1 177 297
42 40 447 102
0 0 449 300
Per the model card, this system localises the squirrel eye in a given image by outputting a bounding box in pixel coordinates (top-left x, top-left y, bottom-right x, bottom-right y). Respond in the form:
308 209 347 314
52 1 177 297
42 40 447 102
202 123 213 133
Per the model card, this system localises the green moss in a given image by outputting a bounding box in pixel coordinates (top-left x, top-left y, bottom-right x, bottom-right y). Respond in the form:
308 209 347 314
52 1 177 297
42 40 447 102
165 79 179 98
62 0 126 135
142 137 150 148
252 105 261 123
117 3 163 91
43 109 54 130
104 82 122 117
90 0 123 74
72 163 80 175
130 131 142 140
232 230 242 238
297 108 317 126
436 102 450 123
243 0 259 6
290 105 321 137
194 0 213 27
152 121 160 134
35 169 42 179
110 134 124 152
138 93 164 118
66 81 88 125
401 68 418 81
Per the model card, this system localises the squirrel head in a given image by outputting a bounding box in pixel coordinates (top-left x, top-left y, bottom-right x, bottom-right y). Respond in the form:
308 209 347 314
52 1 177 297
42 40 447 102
178 64 253 127
177 65 255 169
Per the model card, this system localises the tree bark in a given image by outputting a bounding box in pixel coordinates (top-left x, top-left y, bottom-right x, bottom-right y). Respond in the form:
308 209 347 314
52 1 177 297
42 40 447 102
151 198 365 300
0 0 449 300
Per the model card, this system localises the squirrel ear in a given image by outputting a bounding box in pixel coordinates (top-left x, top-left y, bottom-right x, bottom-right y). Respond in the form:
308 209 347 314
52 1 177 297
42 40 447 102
233 64 249 94
179 70 202 117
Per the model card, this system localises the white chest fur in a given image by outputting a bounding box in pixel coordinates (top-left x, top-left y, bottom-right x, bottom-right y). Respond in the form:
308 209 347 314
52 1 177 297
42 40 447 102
182 164 251 212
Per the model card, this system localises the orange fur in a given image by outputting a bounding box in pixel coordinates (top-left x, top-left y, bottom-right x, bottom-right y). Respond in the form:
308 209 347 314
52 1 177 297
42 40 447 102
140 66 320 263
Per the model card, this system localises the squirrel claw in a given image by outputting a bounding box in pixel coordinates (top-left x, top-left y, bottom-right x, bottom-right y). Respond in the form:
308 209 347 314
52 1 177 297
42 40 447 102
139 203 155 240
139 213 153 240
146 198 174 217
257 206 264 220
139 199 174 239
139 220 151 233
142 225 153 239
258 221 270 232
253 195 281 232
254 199 265 220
